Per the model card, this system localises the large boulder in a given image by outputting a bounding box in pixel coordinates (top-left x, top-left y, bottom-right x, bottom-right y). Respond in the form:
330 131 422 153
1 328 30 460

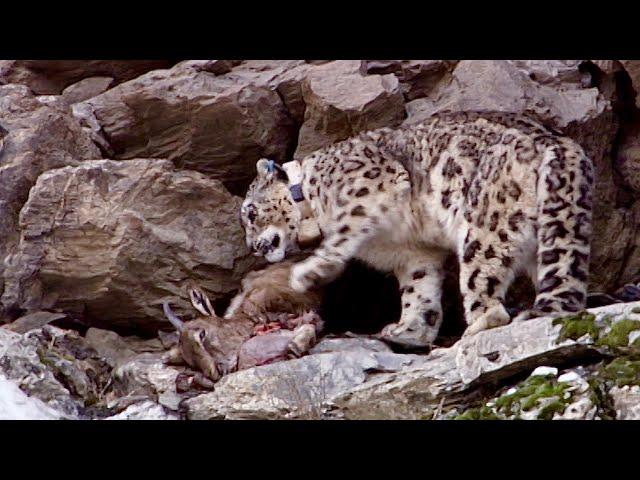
293 60 406 160
0 84 101 306
0 60 175 95
75 61 306 195
1 159 255 332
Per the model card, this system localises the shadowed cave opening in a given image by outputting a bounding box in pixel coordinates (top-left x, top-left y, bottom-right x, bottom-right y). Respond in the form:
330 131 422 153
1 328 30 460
318 255 536 348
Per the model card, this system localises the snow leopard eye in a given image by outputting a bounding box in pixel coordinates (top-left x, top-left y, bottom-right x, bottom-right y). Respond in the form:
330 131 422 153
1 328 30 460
246 204 257 224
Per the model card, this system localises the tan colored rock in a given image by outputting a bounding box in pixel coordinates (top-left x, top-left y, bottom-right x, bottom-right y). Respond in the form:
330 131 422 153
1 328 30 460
1 311 67 334
84 327 164 368
76 61 303 194
0 84 101 307
0 60 174 94
294 60 406 160
363 60 457 100
61 76 114 104
1 159 255 332
403 60 609 128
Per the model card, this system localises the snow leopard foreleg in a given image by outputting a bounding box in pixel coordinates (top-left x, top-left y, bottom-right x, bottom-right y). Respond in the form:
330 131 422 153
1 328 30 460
380 249 447 348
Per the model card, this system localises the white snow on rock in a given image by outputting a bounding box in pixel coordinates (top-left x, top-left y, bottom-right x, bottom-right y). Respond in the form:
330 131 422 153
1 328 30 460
0 374 65 420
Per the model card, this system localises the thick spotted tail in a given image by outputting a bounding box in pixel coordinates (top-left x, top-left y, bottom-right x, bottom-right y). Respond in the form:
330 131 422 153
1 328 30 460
532 139 594 317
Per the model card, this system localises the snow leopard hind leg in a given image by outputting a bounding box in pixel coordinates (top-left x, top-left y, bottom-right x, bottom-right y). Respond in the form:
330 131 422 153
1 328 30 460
514 140 594 322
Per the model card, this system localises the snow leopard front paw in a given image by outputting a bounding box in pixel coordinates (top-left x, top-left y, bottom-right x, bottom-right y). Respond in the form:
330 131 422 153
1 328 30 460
378 321 435 349
463 304 512 337
290 259 322 293
291 256 342 293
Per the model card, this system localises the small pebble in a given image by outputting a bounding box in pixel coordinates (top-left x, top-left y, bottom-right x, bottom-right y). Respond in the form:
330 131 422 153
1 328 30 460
530 366 558 377
558 371 581 383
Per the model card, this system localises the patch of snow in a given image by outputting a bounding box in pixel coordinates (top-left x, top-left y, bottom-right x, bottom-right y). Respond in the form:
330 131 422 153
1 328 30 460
0 374 64 420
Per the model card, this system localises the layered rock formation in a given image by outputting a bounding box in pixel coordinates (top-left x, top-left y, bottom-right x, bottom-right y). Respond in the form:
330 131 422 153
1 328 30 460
1 59 640 419
1 159 255 333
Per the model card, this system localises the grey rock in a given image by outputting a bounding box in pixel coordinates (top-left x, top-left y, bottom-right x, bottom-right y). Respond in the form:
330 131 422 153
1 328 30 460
104 400 179 420
0 326 110 418
186 301 636 420
363 60 457 100
0 84 100 304
1 159 255 332
610 385 640 420
294 60 406 160
0 60 174 95
76 61 302 195
2 311 67 334
184 350 424 419
310 336 392 354
110 353 183 411
61 77 114 104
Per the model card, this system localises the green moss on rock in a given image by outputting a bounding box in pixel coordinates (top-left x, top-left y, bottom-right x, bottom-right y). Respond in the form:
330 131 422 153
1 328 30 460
455 374 572 420
553 311 599 342
553 311 640 352
596 319 640 349
598 356 640 388
493 375 570 419
455 406 502 420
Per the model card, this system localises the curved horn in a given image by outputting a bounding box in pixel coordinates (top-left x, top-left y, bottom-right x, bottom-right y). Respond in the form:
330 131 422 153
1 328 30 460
163 301 185 332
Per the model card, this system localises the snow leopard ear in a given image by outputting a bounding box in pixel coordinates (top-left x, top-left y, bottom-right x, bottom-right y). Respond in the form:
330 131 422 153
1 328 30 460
256 158 273 178
256 159 288 182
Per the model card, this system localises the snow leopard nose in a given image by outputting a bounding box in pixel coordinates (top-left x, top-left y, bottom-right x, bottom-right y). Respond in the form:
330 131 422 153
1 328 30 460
254 234 280 255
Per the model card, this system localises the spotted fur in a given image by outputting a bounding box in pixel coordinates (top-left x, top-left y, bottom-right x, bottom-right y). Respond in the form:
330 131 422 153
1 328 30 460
240 110 594 347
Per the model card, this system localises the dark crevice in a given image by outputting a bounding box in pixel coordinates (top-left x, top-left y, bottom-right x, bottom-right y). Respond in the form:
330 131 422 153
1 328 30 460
273 87 304 164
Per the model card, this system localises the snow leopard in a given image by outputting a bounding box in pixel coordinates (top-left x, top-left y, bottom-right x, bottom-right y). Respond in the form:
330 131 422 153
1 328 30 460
239 110 594 348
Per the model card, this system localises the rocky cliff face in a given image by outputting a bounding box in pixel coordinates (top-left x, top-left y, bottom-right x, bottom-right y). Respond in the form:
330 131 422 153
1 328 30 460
1 59 640 419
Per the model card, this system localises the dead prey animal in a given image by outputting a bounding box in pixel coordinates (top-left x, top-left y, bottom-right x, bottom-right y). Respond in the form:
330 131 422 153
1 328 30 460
162 260 324 384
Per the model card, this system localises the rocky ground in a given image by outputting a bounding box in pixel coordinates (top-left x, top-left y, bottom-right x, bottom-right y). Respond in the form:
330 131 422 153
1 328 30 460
2 60 640 420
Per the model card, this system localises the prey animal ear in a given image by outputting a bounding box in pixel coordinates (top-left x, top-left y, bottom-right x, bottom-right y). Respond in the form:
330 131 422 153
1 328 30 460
189 287 216 317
